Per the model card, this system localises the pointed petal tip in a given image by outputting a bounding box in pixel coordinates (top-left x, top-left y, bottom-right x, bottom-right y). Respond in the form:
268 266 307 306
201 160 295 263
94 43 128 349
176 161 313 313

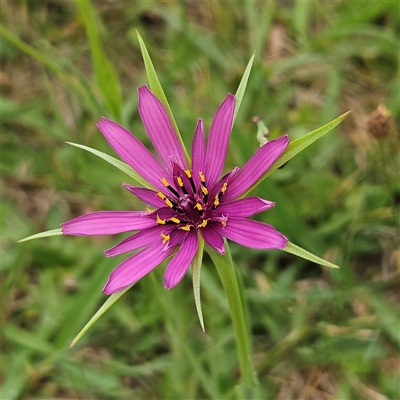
137 85 149 93
164 276 181 290
164 281 174 290
267 200 275 208
102 285 114 296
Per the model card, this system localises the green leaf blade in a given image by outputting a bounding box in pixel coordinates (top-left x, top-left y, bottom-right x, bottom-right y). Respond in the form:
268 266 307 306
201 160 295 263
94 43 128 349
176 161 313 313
234 53 255 124
136 31 190 164
242 110 351 197
18 228 63 243
283 241 340 269
75 0 122 120
66 142 152 189
192 236 205 332
70 286 132 348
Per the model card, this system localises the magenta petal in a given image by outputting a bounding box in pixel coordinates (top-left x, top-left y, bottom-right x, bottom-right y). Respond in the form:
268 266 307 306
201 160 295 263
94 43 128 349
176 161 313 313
103 242 174 294
138 86 187 171
215 217 288 249
164 230 198 289
223 135 289 202
164 228 190 249
217 197 275 218
61 211 155 236
191 118 205 187
105 225 175 257
123 184 166 208
201 224 225 254
204 94 235 187
97 117 166 189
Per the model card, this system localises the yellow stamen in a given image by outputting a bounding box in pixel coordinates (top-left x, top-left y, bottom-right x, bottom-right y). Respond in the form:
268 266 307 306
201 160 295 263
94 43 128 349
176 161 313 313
177 177 184 187
161 177 169 187
184 169 192 178
201 186 208 195
146 206 152 213
221 220 227 227
161 233 170 244
170 217 181 224
157 191 166 200
214 195 220 207
180 225 191 231
198 220 207 228
199 171 206 183
165 199 173 208
156 215 166 225
195 203 203 211
221 182 228 193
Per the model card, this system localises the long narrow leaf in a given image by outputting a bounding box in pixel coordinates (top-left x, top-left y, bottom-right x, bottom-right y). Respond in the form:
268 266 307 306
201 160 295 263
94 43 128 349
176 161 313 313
192 236 205 332
136 30 190 164
0 25 101 114
242 111 351 197
18 228 63 243
234 53 255 124
284 242 339 269
70 286 132 347
75 0 122 120
66 142 152 189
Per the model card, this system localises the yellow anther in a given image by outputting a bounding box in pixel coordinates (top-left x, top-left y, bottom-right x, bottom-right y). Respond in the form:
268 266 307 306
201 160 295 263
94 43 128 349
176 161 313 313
195 203 203 211
146 206 152 213
161 233 170 244
199 171 206 182
161 177 169 187
184 169 192 178
156 215 166 225
221 182 228 193
170 217 181 224
165 199 173 208
221 220 227 227
180 225 191 231
177 177 184 187
198 220 207 228
201 186 208 195
214 195 220 207
157 191 166 199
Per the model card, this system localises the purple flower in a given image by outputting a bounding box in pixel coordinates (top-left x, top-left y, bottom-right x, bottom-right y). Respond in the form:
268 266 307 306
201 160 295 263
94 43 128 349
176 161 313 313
62 86 289 294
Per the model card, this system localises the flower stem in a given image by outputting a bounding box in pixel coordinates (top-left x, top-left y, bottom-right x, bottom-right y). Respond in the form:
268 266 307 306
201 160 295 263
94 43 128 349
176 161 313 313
207 241 258 395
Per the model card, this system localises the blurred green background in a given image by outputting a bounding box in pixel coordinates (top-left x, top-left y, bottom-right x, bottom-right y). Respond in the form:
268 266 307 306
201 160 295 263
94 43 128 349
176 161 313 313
1 1 399 399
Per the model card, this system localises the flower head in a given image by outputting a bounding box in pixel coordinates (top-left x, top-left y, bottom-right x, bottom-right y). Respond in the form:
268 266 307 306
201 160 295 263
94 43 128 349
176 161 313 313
62 86 289 294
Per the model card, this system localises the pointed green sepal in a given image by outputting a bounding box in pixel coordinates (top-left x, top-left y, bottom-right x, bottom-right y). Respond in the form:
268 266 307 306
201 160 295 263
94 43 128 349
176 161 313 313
234 53 255 124
192 235 205 332
18 228 63 243
242 111 351 197
136 30 190 164
70 285 132 348
283 241 339 269
66 141 152 189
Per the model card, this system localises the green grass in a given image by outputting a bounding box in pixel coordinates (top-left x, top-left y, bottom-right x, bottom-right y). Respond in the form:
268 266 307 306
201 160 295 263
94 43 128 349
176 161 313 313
1 1 399 399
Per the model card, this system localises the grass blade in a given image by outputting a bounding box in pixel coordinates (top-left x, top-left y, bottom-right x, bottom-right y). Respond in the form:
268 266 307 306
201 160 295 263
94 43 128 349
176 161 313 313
75 0 122 120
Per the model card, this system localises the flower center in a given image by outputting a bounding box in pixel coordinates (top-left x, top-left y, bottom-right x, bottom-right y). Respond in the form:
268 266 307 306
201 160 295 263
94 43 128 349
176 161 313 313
155 164 228 233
